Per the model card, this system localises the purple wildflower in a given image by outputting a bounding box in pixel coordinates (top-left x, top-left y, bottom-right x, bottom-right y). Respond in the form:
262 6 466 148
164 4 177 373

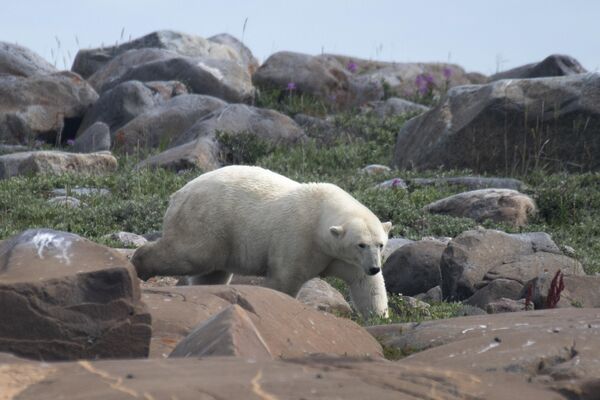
443 66 453 80
286 82 297 91
346 61 358 73
415 73 435 95
66 139 75 146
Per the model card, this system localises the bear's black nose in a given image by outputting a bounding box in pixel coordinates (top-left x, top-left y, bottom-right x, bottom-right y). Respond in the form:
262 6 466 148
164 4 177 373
368 267 381 275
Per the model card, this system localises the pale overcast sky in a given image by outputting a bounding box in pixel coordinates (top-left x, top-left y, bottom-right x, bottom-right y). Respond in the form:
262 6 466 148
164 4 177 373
3 0 599 75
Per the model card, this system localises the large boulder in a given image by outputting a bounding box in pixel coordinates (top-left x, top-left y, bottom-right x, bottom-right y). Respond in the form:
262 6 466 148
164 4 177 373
424 189 536 227
383 240 445 296
208 33 260 75
0 354 561 400
77 80 187 135
0 150 117 179
363 97 429 117
72 30 243 79
394 73 600 173
0 72 98 145
0 229 151 360
141 285 381 359
489 54 587 81
0 42 57 77
112 94 226 153
171 103 306 151
441 229 585 301
370 308 600 397
97 53 255 103
252 51 383 109
135 136 219 172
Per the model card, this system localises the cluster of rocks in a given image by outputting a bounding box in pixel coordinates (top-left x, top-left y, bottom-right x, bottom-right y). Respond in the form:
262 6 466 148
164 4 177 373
382 227 599 314
1 227 599 398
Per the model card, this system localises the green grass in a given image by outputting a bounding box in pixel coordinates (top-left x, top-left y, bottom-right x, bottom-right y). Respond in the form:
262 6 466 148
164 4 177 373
2 111 600 327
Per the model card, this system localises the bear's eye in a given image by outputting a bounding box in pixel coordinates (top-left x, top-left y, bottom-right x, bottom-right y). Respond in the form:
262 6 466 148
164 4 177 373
358 243 366 249
378 243 384 249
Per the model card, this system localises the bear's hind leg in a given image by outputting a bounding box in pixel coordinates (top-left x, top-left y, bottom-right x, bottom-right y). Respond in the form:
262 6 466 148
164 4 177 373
178 271 233 286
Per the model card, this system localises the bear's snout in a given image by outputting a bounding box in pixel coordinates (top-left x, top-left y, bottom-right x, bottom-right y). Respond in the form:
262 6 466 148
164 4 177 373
368 267 381 275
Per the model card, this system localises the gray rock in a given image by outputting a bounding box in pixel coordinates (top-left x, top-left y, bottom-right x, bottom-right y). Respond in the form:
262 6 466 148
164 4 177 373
486 298 528 314
98 53 254 103
522 274 600 309
252 51 383 109
466 279 524 309
364 97 429 117
113 94 226 153
0 151 117 179
73 122 111 153
135 137 219 172
394 73 600 173
489 54 586 81
104 231 148 248
361 164 391 175
454 304 487 316
382 237 413 262
424 189 536 227
296 278 352 315
383 240 445 296
414 285 443 303
51 187 110 197
0 144 31 155
72 30 243 79
0 41 57 77
47 196 81 208
171 104 306 157
375 177 408 190
77 80 187 135
441 228 585 301
0 229 151 360
409 176 526 191
0 72 98 145
208 33 260 75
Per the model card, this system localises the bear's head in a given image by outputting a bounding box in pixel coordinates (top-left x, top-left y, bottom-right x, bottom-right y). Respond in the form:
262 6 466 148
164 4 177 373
328 217 392 277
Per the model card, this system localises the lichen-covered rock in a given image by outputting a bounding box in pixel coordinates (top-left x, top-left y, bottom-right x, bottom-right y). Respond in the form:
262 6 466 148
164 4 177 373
0 150 117 179
489 54 586 81
0 41 57 77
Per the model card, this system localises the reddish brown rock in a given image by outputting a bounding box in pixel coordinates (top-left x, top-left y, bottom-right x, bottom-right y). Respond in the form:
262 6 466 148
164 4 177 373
0 355 562 400
369 308 600 398
142 285 381 359
0 229 151 361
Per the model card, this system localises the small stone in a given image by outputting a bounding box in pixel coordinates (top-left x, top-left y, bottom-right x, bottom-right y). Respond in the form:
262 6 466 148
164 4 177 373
47 196 81 208
104 232 148 248
375 178 408 190
361 164 391 175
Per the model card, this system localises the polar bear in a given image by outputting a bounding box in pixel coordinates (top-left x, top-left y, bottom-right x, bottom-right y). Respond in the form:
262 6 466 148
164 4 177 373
132 165 392 317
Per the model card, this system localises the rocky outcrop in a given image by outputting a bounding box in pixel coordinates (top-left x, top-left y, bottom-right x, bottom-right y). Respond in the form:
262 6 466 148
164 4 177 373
0 229 151 360
141 285 381 359
76 80 187 135
0 72 98 145
72 30 244 79
489 54 586 81
394 73 600 173
0 41 56 77
72 122 111 152
441 229 585 301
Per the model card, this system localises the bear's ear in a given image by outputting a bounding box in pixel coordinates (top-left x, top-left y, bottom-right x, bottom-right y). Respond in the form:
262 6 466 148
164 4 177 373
382 221 393 234
329 225 345 238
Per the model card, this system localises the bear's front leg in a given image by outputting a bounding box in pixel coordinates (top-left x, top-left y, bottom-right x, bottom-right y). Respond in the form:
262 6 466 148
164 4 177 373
348 272 389 319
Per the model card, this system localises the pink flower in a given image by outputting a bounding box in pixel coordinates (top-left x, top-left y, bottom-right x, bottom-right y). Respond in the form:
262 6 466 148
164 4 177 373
346 61 358 73
286 82 297 91
443 67 453 80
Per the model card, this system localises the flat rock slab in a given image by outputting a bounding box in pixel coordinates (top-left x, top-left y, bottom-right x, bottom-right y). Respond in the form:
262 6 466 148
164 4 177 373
142 285 381 359
0 355 562 400
0 229 151 360
0 150 117 179
369 308 600 397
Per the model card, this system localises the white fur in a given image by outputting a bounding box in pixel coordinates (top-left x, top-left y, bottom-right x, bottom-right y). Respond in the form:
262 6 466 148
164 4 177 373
132 165 390 317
